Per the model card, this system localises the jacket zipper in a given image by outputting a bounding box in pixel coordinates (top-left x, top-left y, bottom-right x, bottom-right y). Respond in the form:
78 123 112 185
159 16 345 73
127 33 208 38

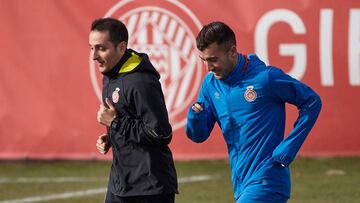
226 85 241 189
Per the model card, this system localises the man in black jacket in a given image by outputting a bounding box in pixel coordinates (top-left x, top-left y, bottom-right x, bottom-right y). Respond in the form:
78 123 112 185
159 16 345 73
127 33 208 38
89 18 178 203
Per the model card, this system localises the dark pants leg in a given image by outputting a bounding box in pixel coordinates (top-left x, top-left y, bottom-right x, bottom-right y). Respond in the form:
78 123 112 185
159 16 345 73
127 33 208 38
105 190 175 203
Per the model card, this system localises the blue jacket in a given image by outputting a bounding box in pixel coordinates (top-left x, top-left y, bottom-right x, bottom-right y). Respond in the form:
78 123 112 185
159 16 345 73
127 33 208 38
186 54 321 199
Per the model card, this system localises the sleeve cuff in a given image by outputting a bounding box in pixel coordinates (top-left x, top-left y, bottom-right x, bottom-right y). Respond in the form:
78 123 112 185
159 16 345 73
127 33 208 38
273 155 292 167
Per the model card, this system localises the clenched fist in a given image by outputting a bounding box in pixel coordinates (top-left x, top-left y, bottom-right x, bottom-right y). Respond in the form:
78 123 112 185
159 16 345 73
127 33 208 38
191 102 204 113
97 98 117 127
96 133 111 155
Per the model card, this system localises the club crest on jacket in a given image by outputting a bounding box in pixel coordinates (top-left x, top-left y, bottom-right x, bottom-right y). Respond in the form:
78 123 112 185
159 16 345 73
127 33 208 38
244 86 257 102
112 87 120 103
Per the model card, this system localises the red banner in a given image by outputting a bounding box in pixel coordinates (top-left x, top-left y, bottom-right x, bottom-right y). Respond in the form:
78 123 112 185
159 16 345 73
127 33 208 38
0 0 359 160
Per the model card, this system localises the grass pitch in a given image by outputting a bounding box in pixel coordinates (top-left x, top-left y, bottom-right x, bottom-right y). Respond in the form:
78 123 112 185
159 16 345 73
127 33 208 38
0 157 359 203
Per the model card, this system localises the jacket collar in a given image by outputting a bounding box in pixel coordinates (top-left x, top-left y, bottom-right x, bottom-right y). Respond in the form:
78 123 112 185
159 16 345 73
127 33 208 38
222 53 246 85
103 49 133 78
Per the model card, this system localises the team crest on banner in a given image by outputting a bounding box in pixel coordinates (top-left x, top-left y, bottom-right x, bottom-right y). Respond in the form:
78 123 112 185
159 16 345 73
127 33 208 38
244 86 257 102
89 0 204 130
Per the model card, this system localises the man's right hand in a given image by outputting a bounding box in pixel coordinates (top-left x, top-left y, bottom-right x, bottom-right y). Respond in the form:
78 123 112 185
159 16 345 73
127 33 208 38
96 133 111 155
191 102 204 113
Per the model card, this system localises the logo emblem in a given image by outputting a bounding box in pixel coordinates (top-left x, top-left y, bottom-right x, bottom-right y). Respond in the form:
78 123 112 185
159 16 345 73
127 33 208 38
112 88 120 103
214 92 220 99
244 86 257 102
89 0 204 130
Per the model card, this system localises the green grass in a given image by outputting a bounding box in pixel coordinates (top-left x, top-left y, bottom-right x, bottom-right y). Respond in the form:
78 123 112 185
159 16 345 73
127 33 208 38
289 157 360 203
0 157 359 203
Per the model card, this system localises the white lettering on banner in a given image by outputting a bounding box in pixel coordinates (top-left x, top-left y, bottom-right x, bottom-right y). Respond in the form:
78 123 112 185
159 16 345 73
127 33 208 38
320 9 334 86
349 9 360 86
255 9 306 80
279 44 306 79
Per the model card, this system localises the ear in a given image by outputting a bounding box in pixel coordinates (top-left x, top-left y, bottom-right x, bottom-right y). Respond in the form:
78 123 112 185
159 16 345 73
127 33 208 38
229 45 237 57
116 41 127 54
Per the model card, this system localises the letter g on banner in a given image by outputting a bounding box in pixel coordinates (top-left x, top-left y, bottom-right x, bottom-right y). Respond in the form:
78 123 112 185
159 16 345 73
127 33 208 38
89 0 203 131
255 9 307 80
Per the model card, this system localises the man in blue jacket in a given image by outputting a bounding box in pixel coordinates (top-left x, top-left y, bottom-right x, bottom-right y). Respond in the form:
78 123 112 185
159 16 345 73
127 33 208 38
186 21 322 203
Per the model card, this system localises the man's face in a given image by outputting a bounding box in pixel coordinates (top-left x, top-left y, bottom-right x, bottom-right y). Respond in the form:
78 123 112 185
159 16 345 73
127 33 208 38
198 42 237 80
89 30 125 74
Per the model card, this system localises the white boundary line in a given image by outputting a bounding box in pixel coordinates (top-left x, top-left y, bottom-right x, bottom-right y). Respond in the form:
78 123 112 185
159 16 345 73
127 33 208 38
0 177 107 183
0 175 216 203
0 188 107 203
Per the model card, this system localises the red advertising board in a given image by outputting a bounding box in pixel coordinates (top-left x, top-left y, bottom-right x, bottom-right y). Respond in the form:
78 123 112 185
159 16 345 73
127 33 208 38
0 0 359 160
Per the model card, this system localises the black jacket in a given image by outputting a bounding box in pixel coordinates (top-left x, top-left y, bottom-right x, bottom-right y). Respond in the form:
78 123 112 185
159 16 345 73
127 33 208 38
102 49 178 196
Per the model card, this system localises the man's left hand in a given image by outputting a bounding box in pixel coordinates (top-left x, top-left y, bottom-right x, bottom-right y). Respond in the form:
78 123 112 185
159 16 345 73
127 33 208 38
97 98 117 127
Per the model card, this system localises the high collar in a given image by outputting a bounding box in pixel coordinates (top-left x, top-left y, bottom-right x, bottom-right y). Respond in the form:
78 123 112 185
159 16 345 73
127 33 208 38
103 49 132 78
222 53 246 85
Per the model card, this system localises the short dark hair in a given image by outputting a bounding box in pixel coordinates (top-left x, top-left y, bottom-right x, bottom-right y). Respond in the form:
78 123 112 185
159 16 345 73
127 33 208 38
91 18 128 46
196 21 236 51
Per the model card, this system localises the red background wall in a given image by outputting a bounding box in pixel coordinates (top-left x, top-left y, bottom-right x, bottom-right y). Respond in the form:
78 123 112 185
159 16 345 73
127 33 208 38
0 0 359 160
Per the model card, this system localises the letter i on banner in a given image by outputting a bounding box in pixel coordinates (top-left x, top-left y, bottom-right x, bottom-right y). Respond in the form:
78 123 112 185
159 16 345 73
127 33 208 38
320 9 334 86
349 9 360 86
